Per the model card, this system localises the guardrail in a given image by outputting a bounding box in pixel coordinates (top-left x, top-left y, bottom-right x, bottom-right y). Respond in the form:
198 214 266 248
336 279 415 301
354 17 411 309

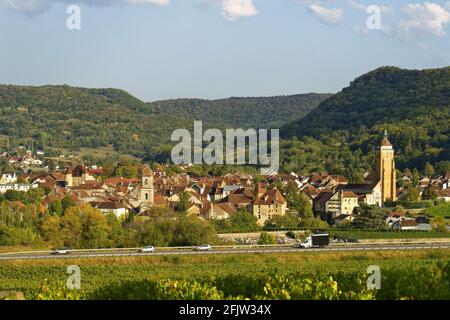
0 243 296 256
1 241 450 257
1 244 449 261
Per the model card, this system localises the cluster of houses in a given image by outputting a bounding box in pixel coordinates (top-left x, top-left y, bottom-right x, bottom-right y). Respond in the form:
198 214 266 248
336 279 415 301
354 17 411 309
0 164 288 226
0 132 449 230
0 147 44 168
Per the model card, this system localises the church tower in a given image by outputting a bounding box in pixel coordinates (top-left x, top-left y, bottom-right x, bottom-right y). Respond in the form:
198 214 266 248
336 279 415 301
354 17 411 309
65 163 73 187
374 130 397 205
140 165 154 208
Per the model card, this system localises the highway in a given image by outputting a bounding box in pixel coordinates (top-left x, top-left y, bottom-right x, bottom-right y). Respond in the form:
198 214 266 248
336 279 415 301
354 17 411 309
1 242 450 261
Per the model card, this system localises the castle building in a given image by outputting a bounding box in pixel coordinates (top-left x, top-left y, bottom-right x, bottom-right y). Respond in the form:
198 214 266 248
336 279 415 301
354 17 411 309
374 130 397 205
64 163 96 187
140 165 154 210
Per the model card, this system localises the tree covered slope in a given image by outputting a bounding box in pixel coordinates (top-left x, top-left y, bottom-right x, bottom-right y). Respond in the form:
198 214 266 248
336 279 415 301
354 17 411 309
280 67 450 177
147 93 331 129
0 85 328 160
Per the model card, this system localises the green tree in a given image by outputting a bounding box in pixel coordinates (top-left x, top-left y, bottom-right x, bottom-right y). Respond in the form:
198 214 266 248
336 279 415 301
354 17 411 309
300 217 329 229
113 161 140 178
175 192 191 213
61 196 76 212
431 217 448 233
133 208 217 247
291 193 313 219
424 162 435 177
412 168 420 187
41 215 64 248
229 209 259 232
27 188 45 204
422 188 437 200
405 186 421 202
4 190 27 203
351 205 387 230
41 204 111 249
48 200 63 216
75 205 111 248
265 213 301 229
105 213 134 248
425 203 450 218
258 232 277 245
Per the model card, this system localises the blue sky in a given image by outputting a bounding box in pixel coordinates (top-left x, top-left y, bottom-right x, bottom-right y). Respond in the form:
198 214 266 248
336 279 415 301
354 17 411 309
0 0 449 101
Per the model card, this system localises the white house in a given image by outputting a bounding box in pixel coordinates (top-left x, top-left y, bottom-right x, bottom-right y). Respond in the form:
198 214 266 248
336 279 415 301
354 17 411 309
96 201 128 218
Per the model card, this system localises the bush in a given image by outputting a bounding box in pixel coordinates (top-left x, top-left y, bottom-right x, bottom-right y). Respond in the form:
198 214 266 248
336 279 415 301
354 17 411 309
257 232 277 245
300 217 329 229
286 231 297 239
425 203 450 218
0 224 40 246
133 208 218 247
431 217 448 233
212 209 260 233
396 200 434 209
265 213 301 229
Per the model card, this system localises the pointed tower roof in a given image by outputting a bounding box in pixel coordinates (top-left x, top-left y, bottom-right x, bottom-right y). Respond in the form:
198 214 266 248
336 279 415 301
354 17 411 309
381 129 392 147
142 165 154 177
65 163 73 175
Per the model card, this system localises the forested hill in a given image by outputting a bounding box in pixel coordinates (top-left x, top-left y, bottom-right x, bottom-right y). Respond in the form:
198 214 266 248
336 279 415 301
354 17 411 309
0 85 328 161
281 66 450 138
279 66 450 178
0 85 193 159
147 93 332 129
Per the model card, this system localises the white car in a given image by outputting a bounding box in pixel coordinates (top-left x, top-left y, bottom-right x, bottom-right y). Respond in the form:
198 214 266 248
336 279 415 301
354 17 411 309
52 247 71 255
138 246 155 253
195 244 212 251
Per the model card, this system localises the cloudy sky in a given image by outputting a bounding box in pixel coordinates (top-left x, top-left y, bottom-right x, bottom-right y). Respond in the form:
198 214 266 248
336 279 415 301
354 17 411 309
1 0 449 101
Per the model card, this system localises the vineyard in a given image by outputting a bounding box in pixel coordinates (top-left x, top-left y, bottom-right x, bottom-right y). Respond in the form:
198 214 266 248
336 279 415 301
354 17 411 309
0 250 449 300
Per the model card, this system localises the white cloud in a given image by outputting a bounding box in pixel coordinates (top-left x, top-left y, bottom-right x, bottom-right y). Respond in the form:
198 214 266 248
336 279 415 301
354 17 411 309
1 0 170 16
347 0 392 15
221 0 257 21
308 4 343 25
127 0 169 6
398 2 450 37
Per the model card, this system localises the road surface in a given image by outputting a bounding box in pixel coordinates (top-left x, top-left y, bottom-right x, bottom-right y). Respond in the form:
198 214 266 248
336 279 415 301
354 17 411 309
0 243 449 261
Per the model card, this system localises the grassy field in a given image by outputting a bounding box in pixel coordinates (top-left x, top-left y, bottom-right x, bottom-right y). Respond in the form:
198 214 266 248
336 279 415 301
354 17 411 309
1 249 449 300
77 146 140 161
45 145 140 163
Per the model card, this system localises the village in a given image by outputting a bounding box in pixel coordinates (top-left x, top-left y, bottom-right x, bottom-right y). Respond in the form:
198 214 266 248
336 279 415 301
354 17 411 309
0 133 449 232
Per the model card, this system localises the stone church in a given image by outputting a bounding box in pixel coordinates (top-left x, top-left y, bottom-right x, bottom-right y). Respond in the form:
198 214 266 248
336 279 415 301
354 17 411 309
315 130 398 221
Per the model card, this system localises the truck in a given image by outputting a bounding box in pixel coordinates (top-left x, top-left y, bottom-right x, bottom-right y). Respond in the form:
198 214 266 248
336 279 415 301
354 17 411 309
294 234 329 249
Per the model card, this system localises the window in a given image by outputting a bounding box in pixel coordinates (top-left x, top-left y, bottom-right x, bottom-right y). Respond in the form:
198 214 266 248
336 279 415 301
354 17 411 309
145 193 149 200
144 179 148 186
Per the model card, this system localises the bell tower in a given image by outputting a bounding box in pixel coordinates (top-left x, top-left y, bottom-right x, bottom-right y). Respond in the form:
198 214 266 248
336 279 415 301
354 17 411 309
375 130 397 205
140 165 154 208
